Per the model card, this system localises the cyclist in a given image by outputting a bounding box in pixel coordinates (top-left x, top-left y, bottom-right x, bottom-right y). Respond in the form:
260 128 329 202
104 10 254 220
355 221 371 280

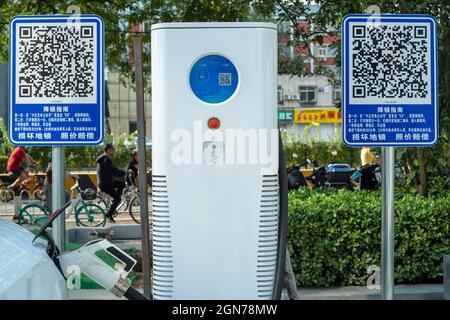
7 146 37 191
126 149 139 187
6 146 37 221
96 144 131 223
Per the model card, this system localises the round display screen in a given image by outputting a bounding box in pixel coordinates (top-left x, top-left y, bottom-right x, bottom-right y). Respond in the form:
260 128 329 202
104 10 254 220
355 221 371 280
189 54 239 104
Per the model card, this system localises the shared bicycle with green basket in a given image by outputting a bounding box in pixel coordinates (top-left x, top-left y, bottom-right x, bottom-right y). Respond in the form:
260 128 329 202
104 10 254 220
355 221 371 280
18 178 106 227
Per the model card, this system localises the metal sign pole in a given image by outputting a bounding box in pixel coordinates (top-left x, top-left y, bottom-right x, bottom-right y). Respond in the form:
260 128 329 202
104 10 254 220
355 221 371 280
52 146 65 252
133 37 152 299
381 146 395 300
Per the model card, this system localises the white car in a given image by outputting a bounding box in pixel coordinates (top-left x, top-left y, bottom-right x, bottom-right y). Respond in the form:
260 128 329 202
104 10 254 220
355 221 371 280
0 220 67 299
0 212 145 300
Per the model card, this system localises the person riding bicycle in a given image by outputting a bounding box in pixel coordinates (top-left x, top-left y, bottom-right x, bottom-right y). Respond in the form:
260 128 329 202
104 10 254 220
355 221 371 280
7 146 37 191
96 144 131 223
6 146 37 221
126 149 139 187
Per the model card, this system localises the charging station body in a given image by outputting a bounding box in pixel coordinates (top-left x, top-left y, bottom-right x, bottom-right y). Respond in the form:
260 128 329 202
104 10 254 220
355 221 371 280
151 23 278 299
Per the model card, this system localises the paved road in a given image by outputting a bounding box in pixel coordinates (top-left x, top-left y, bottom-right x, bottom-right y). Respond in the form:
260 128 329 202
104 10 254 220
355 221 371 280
67 284 445 300
0 195 153 227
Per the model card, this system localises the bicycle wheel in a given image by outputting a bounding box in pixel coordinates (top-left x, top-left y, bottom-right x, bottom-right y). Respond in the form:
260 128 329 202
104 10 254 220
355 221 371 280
33 186 44 201
75 203 106 227
0 184 13 202
129 195 141 224
0 184 6 202
20 189 31 201
18 203 48 225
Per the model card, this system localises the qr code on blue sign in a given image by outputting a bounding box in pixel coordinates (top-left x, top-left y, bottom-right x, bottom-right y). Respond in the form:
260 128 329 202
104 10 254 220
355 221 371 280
350 23 432 104
15 23 97 103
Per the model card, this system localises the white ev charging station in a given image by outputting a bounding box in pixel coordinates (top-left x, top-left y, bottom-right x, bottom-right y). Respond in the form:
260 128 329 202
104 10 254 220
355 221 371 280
152 22 288 300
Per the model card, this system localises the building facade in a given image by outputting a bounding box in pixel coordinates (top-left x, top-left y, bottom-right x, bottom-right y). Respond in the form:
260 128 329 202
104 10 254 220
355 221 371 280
106 71 152 138
277 17 342 141
277 74 341 140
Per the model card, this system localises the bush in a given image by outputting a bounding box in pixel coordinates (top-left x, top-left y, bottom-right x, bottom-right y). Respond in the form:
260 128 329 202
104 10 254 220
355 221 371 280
288 188 450 287
0 155 8 171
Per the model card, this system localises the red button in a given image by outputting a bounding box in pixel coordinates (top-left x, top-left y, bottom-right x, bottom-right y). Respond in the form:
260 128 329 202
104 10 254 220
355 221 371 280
208 117 221 130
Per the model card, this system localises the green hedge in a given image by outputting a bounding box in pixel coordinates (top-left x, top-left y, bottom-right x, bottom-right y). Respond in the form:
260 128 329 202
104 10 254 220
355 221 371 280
288 188 450 287
0 155 8 171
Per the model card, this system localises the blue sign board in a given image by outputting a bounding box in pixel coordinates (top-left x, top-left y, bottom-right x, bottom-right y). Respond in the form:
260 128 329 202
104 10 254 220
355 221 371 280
342 14 438 147
189 54 239 104
9 15 104 145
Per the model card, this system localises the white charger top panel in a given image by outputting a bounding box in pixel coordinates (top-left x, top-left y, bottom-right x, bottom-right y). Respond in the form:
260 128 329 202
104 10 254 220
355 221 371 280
151 22 277 30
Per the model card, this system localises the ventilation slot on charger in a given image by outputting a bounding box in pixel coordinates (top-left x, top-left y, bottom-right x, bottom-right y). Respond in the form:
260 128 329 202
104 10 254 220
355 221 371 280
152 175 174 299
256 174 279 299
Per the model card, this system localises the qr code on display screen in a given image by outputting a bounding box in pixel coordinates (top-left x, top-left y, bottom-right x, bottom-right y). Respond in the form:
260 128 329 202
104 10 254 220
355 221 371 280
15 23 97 103
219 73 231 86
350 23 431 104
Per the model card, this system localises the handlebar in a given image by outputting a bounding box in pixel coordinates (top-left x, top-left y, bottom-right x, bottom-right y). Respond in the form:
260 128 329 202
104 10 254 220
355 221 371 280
23 165 38 173
70 177 82 192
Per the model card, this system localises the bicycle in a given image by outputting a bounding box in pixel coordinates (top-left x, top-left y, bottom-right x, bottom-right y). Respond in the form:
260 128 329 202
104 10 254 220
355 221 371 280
18 177 106 227
0 176 15 202
0 175 33 202
0 167 44 202
96 173 142 224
